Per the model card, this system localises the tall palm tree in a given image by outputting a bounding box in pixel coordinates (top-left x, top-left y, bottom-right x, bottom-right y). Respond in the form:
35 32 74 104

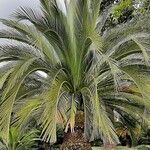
0 0 150 149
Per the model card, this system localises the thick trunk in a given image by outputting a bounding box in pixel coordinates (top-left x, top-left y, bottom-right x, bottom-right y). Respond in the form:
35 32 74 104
104 143 116 150
60 130 92 150
44 142 51 150
60 111 92 150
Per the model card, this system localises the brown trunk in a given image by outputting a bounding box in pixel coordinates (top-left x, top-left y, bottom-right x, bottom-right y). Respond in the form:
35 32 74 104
60 111 92 150
44 142 51 150
60 130 92 150
104 143 116 150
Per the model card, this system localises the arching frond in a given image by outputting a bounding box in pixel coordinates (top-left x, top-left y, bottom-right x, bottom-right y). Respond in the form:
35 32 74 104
39 79 65 143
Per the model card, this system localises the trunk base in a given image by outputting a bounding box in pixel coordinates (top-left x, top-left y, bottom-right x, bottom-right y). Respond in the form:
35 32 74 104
44 142 51 150
104 144 116 150
60 131 92 150
61 111 92 150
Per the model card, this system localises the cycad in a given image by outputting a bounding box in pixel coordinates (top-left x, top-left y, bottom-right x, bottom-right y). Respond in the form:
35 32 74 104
0 127 38 150
0 0 150 149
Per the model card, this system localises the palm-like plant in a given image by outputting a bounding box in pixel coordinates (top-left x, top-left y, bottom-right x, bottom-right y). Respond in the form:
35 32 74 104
0 127 38 150
0 0 150 149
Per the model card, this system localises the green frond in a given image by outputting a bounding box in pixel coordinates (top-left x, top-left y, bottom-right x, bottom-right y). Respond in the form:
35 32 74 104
91 86 119 143
14 6 44 26
0 68 14 89
0 19 61 64
132 37 150 65
0 58 38 143
82 85 119 144
2 58 37 99
14 98 42 127
0 44 43 61
0 29 31 44
122 66 150 106
65 94 77 133
40 79 65 143
91 0 102 25
0 127 39 150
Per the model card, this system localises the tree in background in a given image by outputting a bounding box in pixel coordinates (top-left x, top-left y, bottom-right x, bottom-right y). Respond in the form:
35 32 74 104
101 0 150 31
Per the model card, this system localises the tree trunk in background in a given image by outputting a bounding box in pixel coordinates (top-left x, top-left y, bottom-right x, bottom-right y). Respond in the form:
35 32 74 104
60 111 92 150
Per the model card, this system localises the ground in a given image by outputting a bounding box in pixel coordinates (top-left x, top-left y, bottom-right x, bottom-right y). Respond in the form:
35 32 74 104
51 146 150 150
92 145 150 150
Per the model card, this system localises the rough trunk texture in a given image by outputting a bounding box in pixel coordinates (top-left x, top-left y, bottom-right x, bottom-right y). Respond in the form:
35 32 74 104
60 111 92 150
44 142 51 150
60 130 92 150
104 143 117 150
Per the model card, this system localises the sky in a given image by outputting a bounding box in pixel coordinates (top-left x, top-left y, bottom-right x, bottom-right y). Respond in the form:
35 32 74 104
0 0 41 46
0 0 40 18
0 0 45 74
0 0 40 28
0 0 66 19
0 0 67 28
